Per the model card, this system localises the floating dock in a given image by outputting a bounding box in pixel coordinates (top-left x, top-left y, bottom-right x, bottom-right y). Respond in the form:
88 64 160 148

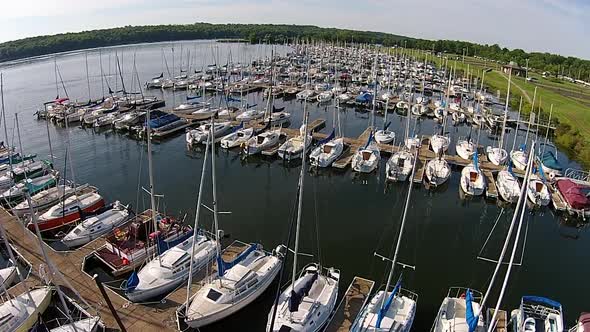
0 207 248 331
324 276 375 332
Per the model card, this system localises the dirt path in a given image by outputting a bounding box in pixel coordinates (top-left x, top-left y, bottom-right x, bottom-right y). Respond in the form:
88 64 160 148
498 71 532 104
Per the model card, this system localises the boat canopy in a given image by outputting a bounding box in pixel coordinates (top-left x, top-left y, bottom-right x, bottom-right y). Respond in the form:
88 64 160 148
216 243 258 277
522 296 562 309
364 132 374 149
318 129 336 146
289 271 318 312
541 151 562 171
355 92 373 103
125 271 140 291
147 112 179 128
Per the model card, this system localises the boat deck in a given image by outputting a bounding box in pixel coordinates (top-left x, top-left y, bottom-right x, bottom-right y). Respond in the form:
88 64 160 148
324 276 375 332
0 207 248 331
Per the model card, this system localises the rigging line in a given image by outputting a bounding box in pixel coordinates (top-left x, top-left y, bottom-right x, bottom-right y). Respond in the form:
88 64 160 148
477 208 505 257
312 175 322 271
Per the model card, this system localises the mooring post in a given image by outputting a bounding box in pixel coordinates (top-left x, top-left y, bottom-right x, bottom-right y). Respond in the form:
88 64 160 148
93 274 127 332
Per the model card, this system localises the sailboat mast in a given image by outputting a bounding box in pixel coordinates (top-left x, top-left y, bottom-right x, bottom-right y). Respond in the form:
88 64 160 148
512 97 523 152
291 110 310 290
541 105 553 156
371 52 378 129
499 69 512 150
186 130 211 307
0 74 14 175
145 107 162 266
210 117 222 266
379 153 417 312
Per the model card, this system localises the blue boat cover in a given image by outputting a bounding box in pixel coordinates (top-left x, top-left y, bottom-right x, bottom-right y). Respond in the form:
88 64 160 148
25 177 56 194
147 113 180 129
383 121 392 131
273 106 285 113
231 122 244 133
125 271 139 291
186 95 201 100
289 271 318 312
318 129 336 145
157 228 194 254
466 289 479 332
473 152 480 172
217 243 258 277
364 132 374 149
541 151 563 171
376 278 402 328
519 143 526 151
355 92 373 103
247 103 257 109
152 73 163 79
522 296 562 309
226 96 241 103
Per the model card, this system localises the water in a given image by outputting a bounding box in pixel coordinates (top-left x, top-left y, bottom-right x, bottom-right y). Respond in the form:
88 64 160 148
1 40 588 331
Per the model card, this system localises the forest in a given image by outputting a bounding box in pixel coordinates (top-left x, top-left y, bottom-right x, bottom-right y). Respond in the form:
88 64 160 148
1 23 589 81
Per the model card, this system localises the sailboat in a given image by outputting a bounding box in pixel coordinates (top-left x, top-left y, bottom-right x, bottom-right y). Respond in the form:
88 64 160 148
460 153 486 196
29 191 105 232
496 166 521 203
309 100 343 168
352 133 381 173
0 172 58 205
220 123 255 149
487 69 512 166
527 172 551 207
185 121 233 145
125 123 216 302
11 183 90 217
0 286 53 332
387 94 416 182
49 316 101 332
432 288 486 332
375 60 395 144
267 110 340 332
351 152 418 331
425 154 451 188
184 117 285 328
278 124 312 161
430 72 452 155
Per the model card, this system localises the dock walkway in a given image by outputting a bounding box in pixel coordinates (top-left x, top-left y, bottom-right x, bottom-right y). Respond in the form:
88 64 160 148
0 208 247 331
324 276 375 332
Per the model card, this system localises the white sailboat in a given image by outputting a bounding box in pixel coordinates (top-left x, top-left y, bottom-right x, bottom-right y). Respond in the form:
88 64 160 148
220 125 254 149
460 154 486 196
527 173 550 207
278 124 312 161
375 61 395 144
184 117 285 328
351 152 418 332
243 129 281 155
496 168 521 203
487 69 512 166
185 121 232 145
49 316 101 332
0 286 53 332
267 109 340 331
432 288 486 332
352 135 381 173
425 157 451 187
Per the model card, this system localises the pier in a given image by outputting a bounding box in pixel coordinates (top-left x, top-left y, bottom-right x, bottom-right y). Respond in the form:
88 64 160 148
324 276 375 332
0 207 248 331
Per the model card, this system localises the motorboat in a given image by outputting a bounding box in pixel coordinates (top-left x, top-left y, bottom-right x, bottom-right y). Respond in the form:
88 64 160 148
527 174 551 207
185 244 285 328
125 232 216 302
61 201 130 248
93 211 193 277
266 264 340 332
540 150 563 177
554 177 590 219
386 150 414 182
243 129 281 155
509 296 563 332
30 191 105 232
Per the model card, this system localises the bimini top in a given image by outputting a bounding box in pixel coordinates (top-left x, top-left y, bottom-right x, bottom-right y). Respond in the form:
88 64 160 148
522 296 562 310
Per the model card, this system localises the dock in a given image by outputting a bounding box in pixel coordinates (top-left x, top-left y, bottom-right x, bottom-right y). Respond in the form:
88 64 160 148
484 170 498 199
324 276 375 332
488 309 508 332
331 127 373 169
549 184 567 212
0 207 248 331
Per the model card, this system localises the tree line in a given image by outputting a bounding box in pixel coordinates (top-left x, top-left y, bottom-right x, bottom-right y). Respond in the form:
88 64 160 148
1 22 588 81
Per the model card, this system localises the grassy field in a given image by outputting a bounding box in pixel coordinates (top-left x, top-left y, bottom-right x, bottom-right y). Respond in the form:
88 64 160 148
393 48 590 167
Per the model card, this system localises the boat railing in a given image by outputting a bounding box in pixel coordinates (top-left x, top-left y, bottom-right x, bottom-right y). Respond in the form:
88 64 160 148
446 286 483 301
565 168 590 182
521 302 561 321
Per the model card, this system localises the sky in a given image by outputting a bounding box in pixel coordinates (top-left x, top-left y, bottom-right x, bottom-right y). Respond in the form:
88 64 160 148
1 0 589 59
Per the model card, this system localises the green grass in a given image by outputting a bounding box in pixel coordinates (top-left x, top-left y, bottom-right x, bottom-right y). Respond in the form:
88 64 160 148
395 48 590 167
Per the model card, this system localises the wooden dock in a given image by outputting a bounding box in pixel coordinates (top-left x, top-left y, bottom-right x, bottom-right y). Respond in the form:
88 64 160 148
488 309 508 332
0 207 248 331
549 184 567 211
324 276 375 332
484 170 498 199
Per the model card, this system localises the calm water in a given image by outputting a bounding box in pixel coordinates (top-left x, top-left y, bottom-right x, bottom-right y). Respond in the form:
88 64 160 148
1 40 588 331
